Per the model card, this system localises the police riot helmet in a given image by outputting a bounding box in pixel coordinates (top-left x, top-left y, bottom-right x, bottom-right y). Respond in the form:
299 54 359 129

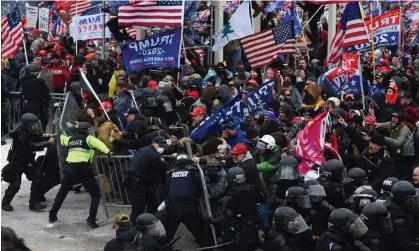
319 159 346 182
391 181 419 212
347 167 368 186
227 167 246 186
157 94 173 112
69 121 91 134
303 179 327 204
328 208 368 237
360 202 393 233
382 177 399 193
286 186 312 209
142 87 158 107
273 207 309 234
20 113 43 135
277 156 299 180
348 185 373 205
353 189 377 210
136 213 166 239
174 152 193 167
19 64 40 82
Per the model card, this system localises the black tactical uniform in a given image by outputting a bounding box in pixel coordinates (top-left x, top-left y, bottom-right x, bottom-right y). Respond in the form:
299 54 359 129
303 179 334 236
351 189 377 215
279 186 316 226
263 207 315 251
386 181 419 251
1 113 53 211
360 202 394 251
164 153 204 245
140 87 158 118
317 159 348 208
316 208 371 251
344 167 369 200
222 167 260 251
376 177 399 208
19 64 51 130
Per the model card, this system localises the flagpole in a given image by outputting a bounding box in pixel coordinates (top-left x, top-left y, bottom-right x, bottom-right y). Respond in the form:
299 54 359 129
75 1 78 53
301 5 324 31
22 36 29 65
369 2 376 80
359 53 366 111
102 0 106 60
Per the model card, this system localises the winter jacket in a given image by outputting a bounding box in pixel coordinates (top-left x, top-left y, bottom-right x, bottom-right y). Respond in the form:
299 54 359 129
377 122 411 159
304 82 324 111
237 152 264 194
113 91 132 124
43 63 71 92
357 148 394 190
401 101 419 126
104 224 161 251
370 93 393 123
97 121 122 153
254 147 282 173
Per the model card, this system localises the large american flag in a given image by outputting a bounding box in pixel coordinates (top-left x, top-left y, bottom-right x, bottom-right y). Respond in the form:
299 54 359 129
68 0 99 17
324 3 369 67
1 6 23 59
119 0 184 27
241 21 295 69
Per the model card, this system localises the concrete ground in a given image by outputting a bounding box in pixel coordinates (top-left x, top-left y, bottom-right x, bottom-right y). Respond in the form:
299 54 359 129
1 139 198 251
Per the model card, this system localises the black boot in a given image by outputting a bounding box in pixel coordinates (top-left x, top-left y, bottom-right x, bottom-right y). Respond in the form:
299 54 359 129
29 202 47 211
49 211 58 223
86 217 99 228
2 202 13 211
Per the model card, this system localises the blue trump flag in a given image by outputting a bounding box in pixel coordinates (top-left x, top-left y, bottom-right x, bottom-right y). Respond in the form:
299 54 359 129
318 68 362 96
281 7 302 35
120 27 182 74
246 80 276 116
264 0 285 14
190 95 244 144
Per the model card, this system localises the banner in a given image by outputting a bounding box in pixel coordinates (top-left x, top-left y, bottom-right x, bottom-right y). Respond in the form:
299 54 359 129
120 27 182 73
69 13 111 41
346 9 401 53
318 60 362 96
246 80 275 116
26 6 38 28
264 0 284 14
38 8 49 32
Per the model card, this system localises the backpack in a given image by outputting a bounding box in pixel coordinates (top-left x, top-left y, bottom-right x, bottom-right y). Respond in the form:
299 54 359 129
402 130 415 156
123 232 144 251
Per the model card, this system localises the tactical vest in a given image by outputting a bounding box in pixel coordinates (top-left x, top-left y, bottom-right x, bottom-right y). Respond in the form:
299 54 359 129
168 166 199 201
68 135 90 153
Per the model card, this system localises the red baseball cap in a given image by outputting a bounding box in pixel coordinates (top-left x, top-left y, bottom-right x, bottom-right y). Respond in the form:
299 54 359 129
364 116 376 127
98 101 112 111
148 80 158 90
231 143 247 155
247 79 258 87
377 66 389 74
30 28 40 35
190 107 207 116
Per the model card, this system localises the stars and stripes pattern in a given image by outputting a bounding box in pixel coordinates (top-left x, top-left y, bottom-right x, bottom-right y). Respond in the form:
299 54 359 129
340 2 369 48
1 6 24 59
68 0 94 17
118 0 184 27
48 12 67 41
241 21 295 69
324 25 343 68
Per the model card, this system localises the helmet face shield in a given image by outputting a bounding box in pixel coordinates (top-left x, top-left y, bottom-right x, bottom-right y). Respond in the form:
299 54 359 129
296 194 312 209
401 194 419 212
305 184 327 197
348 217 368 237
145 96 158 107
284 214 309 234
278 165 298 180
29 120 43 135
163 101 173 112
380 214 393 233
256 140 267 150
145 220 166 239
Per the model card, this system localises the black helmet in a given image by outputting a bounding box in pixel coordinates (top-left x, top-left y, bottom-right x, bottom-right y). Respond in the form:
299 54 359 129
353 189 377 210
157 94 173 112
70 121 91 134
136 213 166 239
347 167 368 186
382 177 399 193
303 179 327 204
174 152 193 167
320 159 346 182
142 87 158 107
286 186 312 209
391 181 419 212
273 207 309 234
328 208 368 237
19 64 40 81
277 156 299 180
20 113 43 135
348 185 373 204
360 202 393 233
227 167 246 186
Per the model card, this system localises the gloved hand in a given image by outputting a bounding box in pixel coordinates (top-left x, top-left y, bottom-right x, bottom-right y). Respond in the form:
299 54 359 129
107 152 115 158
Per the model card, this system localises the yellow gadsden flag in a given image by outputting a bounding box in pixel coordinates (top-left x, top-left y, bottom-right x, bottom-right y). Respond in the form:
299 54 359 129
108 71 118 98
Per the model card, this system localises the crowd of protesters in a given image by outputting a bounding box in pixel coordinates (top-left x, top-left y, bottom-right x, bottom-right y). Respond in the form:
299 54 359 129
2 1 419 251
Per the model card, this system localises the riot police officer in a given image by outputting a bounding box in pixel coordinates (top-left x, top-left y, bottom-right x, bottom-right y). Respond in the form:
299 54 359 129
1 113 55 211
360 202 394 251
164 152 205 246
222 167 260 251
317 159 348 208
280 186 315 226
376 177 399 208
316 208 370 251
345 168 369 200
351 189 377 215
19 64 51 130
140 87 158 117
387 181 419 251
49 122 111 228
303 179 334 236
263 207 315 251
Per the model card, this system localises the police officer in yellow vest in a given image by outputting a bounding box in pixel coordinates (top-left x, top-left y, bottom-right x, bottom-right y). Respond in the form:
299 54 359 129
49 122 112 228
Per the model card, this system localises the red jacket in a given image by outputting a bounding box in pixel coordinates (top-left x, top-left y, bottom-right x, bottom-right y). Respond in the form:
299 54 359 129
44 63 71 92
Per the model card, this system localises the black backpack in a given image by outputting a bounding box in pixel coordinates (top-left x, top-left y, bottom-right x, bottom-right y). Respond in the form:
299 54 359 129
123 232 144 251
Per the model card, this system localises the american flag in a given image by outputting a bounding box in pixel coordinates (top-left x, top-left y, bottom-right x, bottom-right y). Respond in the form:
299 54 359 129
1 6 23 59
324 3 369 67
48 12 67 41
118 0 184 27
81 4 102 16
240 21 295 69
126 27 136 38
68 0 93 17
